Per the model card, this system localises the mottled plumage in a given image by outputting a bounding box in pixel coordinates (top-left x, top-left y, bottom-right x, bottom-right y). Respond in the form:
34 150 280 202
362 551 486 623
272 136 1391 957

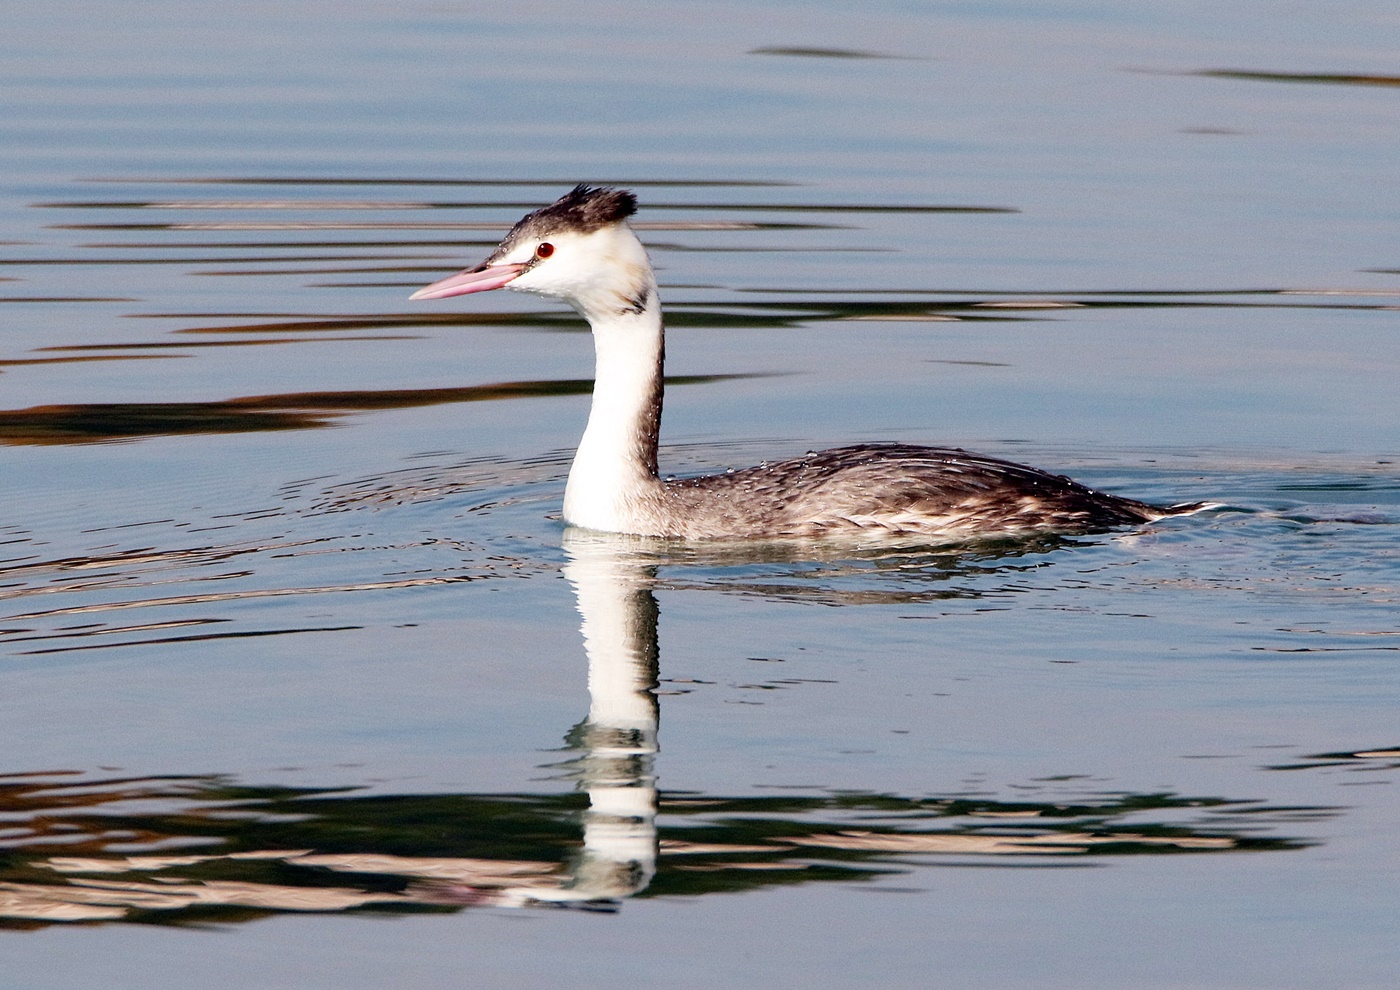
412 186 1204 542
652 443 1182 540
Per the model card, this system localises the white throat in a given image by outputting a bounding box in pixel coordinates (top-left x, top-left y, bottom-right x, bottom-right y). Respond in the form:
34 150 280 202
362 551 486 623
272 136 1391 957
559 236 665 533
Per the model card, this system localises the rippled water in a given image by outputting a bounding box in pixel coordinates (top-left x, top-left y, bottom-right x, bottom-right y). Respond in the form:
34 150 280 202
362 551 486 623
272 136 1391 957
3 2 1399 987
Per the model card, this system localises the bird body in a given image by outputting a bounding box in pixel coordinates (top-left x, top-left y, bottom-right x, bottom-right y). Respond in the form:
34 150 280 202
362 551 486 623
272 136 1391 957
413 185 1200 541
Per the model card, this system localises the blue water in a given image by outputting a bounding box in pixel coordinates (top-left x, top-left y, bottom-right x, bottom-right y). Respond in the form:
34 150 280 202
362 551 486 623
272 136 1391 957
2 2 1398 987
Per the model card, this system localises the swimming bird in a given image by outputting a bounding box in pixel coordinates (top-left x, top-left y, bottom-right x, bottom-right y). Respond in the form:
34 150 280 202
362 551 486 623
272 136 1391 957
412 185 1201 541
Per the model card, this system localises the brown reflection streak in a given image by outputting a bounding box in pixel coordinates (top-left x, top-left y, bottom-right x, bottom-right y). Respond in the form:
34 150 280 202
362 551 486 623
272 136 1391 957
1 254 440 265
781 830 1235 854
190 266 452 277
38 200 1015 215
3 575 477 622
0 374 760 445
0 355 185 368
84 177 797 186
170 313 570 334
39 336 423 351
49 221 839 232
748 46 906 60
16 624 362 655
1196 69 1400 87
83 240 497 249
0 402 328 441
0 297 138 303
4 619 226 644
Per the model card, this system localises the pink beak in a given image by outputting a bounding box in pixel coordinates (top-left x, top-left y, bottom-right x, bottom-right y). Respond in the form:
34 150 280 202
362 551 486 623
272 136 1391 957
410 263 526 300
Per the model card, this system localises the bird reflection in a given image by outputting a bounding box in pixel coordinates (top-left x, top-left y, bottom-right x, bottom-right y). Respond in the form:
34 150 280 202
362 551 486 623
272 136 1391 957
0 536 1331 926
522 530 661 905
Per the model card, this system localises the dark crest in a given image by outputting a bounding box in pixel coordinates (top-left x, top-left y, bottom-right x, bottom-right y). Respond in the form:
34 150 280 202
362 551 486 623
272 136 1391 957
497 185 638 255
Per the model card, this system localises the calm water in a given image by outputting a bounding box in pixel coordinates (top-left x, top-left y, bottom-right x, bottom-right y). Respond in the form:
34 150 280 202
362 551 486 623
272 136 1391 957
3 2 1399 987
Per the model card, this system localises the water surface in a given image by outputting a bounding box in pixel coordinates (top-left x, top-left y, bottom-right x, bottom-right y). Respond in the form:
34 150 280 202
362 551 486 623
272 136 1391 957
2 2 1398 988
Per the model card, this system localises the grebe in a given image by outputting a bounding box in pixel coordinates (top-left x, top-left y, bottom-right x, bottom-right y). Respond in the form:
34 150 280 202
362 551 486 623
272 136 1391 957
412 185 1201 541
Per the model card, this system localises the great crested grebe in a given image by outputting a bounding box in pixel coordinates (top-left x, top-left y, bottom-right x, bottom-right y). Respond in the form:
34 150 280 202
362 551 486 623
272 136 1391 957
412 185 1202 541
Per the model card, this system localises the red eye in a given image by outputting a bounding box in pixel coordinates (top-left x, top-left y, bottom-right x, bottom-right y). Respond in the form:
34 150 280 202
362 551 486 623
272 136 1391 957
535 242 554 258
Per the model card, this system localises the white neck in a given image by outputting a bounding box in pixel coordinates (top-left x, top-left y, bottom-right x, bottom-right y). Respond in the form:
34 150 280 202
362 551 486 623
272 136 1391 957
562 269 665 533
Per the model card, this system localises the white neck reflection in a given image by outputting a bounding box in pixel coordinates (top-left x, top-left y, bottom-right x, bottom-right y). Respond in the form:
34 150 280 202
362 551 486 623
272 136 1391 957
524 529 661 904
